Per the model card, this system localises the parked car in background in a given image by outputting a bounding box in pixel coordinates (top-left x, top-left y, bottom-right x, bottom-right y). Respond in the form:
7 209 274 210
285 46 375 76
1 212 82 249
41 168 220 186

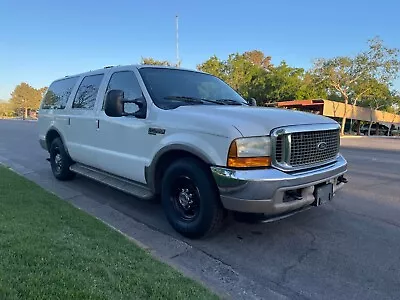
38 65 348 238
360 124 390 136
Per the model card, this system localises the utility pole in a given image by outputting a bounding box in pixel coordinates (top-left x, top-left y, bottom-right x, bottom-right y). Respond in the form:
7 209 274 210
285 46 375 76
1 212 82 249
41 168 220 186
175 15 180 67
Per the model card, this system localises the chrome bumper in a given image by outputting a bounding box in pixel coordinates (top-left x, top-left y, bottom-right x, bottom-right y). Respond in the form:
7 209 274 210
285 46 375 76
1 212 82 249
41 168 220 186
211 154 347 215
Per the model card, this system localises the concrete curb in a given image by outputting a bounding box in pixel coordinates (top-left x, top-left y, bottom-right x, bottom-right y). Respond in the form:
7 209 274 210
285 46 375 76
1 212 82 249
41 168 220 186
0 155 289 300
341 135 400 139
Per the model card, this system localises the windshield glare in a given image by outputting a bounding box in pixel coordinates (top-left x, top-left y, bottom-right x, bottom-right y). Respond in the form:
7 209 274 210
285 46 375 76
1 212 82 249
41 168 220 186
138 68 246 108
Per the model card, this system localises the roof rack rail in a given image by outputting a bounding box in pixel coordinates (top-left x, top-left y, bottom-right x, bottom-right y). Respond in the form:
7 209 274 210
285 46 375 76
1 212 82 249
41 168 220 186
104 65 114 69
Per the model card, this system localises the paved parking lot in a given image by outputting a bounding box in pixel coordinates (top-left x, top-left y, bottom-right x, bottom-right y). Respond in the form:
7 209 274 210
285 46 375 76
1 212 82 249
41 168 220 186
1 120 400 300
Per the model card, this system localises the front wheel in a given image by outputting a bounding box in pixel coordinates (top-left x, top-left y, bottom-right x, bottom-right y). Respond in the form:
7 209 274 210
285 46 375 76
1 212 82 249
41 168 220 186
161 158 226 238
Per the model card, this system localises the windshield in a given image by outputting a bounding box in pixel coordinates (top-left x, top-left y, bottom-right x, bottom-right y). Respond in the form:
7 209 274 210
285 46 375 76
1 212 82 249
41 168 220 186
138 67 247 109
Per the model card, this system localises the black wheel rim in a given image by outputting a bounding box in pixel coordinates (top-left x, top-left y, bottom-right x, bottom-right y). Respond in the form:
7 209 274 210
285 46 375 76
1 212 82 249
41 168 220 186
170 176 200 221
52 146 62 174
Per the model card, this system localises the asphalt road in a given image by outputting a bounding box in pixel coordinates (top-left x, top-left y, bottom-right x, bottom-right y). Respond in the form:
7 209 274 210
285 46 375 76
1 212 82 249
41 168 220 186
1 120 400 300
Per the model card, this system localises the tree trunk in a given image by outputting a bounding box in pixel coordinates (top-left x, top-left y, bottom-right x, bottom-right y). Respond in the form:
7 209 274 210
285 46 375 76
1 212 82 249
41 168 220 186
340 96 348 135
356 120 361 135
388 124 392 136
368 122 373 136
23 107 28 120
349 101 357 134
340 117 346 135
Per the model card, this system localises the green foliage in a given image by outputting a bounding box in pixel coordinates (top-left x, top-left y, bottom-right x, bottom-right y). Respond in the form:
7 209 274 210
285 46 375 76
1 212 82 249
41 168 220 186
243 50 272 70
0 101 14 117
197 55 226 80
198 52 269 102
263 61 304 101
141 57 172 66
9 83 46 117
197 52 327 104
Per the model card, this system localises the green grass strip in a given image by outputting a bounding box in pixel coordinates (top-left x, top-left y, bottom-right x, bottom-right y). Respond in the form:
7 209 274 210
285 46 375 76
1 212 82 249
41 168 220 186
0 166 218 300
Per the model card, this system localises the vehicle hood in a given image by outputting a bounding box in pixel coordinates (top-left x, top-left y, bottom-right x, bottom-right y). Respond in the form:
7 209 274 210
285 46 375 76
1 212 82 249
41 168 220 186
175 105 338 137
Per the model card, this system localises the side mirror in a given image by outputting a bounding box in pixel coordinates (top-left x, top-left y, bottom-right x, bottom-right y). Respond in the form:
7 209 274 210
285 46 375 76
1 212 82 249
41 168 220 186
248 98 257 106
104 90 146 118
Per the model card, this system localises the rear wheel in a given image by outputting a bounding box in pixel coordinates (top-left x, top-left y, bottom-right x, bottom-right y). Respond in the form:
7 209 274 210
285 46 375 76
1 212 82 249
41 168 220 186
161 158 225 238
49 138 75 181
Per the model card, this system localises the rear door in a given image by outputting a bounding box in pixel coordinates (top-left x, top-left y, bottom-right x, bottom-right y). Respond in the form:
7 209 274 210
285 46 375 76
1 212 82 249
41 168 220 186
66 73 106 167
38 76 80 147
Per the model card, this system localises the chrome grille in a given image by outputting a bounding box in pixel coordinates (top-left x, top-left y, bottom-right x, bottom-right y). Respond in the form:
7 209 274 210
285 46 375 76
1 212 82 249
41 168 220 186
289 130 340 167
275 135 283 162
273 126 340 170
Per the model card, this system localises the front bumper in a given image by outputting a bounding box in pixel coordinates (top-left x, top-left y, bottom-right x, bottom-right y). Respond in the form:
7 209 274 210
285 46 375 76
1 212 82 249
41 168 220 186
211 154 347 215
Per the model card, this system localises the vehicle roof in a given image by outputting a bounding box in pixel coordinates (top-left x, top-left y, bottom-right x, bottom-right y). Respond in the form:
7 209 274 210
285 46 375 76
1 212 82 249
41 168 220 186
52 64 209 83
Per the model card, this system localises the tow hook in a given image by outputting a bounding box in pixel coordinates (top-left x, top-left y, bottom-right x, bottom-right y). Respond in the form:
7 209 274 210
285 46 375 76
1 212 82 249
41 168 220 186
338 175 348 184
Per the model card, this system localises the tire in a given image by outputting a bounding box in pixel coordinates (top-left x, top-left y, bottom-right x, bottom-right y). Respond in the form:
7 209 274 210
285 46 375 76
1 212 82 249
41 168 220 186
161 158 225 239
49 138 75 181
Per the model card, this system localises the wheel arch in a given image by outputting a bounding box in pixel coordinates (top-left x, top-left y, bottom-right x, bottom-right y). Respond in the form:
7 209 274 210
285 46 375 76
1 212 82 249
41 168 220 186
146 145 214 194
45 127 69 155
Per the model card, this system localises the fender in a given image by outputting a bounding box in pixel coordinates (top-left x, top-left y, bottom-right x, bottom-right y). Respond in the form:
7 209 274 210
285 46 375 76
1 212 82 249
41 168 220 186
145 143 217 193
46 126 70 156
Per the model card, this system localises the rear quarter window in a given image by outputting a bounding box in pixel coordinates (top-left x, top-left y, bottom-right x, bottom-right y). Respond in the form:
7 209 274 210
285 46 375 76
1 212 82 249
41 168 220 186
72 74 104 110
41 77 79 109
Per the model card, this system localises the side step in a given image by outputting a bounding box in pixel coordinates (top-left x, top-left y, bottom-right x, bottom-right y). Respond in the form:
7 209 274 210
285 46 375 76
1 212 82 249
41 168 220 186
70 163 154 200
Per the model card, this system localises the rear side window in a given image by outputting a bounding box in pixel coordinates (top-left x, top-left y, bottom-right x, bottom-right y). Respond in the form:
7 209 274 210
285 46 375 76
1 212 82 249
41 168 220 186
41 77 79 109
72 74 104 109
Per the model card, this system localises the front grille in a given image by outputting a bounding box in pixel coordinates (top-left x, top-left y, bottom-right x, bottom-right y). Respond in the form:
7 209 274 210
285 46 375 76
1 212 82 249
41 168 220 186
275 135 283 162
274 128 340 169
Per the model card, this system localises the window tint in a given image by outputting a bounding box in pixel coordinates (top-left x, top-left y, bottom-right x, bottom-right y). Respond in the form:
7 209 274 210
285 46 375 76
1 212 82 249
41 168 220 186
72 74 104 109
104 71 142 108
41 77 79 109
138 68 245 109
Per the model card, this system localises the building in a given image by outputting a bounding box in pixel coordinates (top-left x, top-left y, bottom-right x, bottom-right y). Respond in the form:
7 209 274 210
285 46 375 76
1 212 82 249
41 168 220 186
271 99 400 135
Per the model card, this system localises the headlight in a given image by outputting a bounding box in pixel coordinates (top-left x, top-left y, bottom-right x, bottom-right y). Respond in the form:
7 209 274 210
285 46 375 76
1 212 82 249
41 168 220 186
227 136 271 168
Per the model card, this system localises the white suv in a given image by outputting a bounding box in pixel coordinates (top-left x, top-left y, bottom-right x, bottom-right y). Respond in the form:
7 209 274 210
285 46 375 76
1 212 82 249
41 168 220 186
38 65 348 238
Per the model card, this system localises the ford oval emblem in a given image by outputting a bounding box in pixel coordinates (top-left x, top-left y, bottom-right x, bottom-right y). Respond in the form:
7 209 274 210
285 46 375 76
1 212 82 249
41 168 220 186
317 142 327 151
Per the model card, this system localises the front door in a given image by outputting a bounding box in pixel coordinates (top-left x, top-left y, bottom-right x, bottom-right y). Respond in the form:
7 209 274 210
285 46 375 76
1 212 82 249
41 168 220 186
93 69 151 183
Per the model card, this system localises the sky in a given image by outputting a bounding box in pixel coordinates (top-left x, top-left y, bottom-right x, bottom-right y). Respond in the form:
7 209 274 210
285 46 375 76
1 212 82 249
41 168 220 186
1 0 399 100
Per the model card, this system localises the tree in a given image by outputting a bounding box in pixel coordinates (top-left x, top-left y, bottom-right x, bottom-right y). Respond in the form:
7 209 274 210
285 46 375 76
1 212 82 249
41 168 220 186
140 57 172 66
243 50 272 70
9 83 45 119
263 61 305 102
197 52 269 103
197 50 326 104
0 101 13 118
312 37 400 135
196 55 226 80
296 72 328 100
386 92 400 136
361 83 392 135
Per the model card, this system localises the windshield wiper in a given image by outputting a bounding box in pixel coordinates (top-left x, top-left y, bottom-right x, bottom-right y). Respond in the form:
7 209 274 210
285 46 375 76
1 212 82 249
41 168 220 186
163 96 224 105
214 99 246 106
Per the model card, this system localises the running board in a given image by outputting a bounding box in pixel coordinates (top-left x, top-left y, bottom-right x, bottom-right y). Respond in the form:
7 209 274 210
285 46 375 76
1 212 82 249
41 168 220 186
69 163 154 200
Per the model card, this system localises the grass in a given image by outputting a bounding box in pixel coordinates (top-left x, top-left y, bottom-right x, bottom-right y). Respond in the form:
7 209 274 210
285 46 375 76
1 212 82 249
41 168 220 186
0 166 218 300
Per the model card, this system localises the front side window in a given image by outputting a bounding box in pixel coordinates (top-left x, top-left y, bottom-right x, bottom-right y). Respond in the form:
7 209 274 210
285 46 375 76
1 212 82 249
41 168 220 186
72 74 104 109
42 77 79 109
138 67 246 109
104 71 143 110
